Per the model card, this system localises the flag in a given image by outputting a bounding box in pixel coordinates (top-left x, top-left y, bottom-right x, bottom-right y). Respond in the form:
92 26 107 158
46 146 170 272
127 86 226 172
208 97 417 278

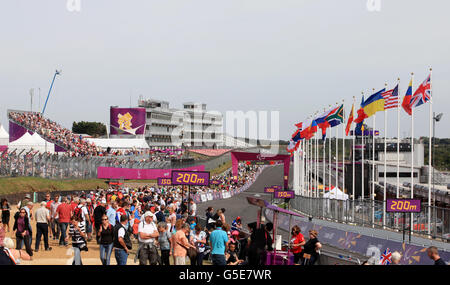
354 89 385 122
402 79 413 115
326 104 344 127
410 74 431 109
345 103 354 136
382 84 399 110
295 122 303 129
379 248 392 265
354 95 365 124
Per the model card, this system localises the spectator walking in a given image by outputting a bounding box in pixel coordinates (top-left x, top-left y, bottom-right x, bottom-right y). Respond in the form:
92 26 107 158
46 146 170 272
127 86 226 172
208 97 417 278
50 194 61 240
209 220 229 266
391 251 402 265
290 225 305 264
302 230 321 265
136 211 159 265
157 221 171 265
427 246 447 265
173 223 196 265
13 208 33 257
113 215 132 265
94 198 107 242
1 199 11 233
190 224 207 266
34 201 52 252
98 214 114 265
56 197 72 246
107 201 118 227
68 214 87 265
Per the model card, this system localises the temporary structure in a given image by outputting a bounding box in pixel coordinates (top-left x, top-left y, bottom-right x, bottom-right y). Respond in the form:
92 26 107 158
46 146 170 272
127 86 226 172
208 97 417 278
85 138 149 151
8 132 54 153
0 124 9 147
323 186 349 200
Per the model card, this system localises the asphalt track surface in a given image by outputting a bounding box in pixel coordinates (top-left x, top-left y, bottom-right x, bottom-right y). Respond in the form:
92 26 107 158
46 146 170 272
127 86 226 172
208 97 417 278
197 164 367 265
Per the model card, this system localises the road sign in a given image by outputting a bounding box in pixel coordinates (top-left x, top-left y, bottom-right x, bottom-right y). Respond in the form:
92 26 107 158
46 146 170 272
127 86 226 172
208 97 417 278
274 190 295 199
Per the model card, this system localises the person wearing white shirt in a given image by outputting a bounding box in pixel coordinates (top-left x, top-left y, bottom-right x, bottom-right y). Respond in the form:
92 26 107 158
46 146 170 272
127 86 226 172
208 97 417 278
136 211 159 265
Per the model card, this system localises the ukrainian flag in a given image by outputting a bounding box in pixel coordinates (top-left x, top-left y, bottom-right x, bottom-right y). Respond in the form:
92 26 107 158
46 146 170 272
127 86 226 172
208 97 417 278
361 88 386 118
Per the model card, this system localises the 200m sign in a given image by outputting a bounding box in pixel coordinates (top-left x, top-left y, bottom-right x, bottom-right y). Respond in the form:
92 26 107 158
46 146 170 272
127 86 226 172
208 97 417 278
171 171 210 186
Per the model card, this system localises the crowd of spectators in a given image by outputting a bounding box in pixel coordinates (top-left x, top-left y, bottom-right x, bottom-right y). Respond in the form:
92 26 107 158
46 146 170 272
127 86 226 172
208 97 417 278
9 112 97 156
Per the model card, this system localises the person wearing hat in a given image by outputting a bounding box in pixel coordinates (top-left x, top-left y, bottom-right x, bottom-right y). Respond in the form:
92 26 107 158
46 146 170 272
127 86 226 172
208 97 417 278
302 230 321 265
18 194 31 210
135 211 159 265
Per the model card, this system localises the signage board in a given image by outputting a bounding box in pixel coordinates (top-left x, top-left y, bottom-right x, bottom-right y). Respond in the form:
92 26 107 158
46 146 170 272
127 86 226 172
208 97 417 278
171 171 210 186
386 199 421 213
274 190 295 199
157 177 172 186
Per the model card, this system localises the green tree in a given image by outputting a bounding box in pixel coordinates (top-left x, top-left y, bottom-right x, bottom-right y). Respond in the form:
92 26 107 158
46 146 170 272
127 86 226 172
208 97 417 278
72 121 107 138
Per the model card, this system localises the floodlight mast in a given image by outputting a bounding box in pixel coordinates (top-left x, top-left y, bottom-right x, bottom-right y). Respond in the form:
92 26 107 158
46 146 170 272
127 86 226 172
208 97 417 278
42 69 61 115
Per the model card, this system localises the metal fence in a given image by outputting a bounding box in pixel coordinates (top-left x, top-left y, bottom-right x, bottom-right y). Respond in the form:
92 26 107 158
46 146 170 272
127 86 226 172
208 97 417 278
0 152 172 179
290 195 450 242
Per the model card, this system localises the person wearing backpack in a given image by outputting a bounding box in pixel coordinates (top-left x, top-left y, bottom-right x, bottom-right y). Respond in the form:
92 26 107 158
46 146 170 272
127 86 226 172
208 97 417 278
113 214 132 265
98 214 114 265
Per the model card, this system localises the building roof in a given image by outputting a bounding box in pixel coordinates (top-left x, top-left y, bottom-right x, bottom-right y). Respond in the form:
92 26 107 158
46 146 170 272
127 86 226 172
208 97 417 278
85 138 150 149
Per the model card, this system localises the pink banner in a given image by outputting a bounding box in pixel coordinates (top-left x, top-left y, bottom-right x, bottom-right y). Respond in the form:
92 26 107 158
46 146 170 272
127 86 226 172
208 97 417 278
97 165 205 180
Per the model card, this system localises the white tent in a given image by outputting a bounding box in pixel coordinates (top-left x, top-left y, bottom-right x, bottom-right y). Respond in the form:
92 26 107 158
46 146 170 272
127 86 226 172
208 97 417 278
31 132 55 153
0 124 9 146
323 186 349 200
8 132 54 153
85 138 150 151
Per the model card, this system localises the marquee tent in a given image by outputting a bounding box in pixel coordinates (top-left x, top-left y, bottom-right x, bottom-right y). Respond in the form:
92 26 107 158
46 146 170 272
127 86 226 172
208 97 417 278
85 138 150 151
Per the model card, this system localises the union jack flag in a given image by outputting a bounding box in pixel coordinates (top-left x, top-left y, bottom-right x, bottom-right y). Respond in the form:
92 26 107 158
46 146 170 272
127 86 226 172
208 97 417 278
380 248 392 265
410 74 431 109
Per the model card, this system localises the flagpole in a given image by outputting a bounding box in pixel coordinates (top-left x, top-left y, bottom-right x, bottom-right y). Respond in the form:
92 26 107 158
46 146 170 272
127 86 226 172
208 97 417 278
342 100 346 222
411 72 415 238
323 126 326 198
361 91 365 226
316 130 319 198
352 96 356 223
335 103 338 195
383 83 388 229
428 67 433 235
372 112 376 228
342 100 345 194
329 105 332 194
396 77 401 230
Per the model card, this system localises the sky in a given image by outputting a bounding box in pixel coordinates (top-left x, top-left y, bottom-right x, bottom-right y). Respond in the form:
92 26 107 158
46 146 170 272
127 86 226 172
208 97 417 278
1 0 449 140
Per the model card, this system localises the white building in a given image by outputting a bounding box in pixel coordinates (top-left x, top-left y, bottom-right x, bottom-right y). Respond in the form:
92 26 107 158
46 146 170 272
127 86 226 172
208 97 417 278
136 98 223 149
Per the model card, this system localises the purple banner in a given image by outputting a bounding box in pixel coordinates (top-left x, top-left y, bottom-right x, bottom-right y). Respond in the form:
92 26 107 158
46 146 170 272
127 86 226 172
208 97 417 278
274 190 295 199
210 179 222 185
171 171 210 186
264 207 450 265
272 185 282 190
386 199 421 213
110 107 146 135
157 177 172 186
97 165 205 180
9 121 32 143
264 187 275 193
